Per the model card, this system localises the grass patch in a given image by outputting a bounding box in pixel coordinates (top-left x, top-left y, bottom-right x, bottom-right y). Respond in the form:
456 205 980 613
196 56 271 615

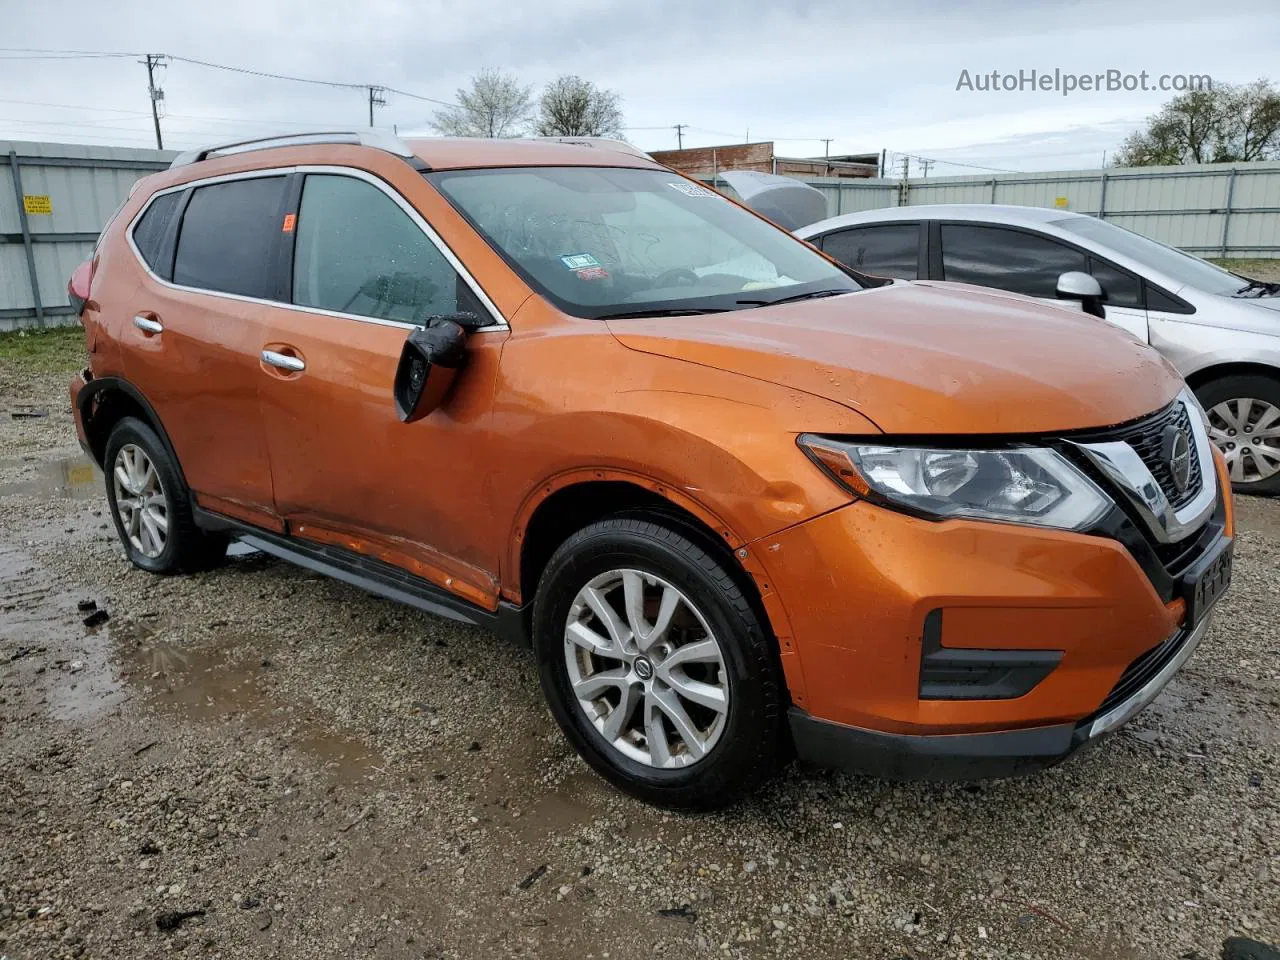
0 325 87 375
1208 258 1280 281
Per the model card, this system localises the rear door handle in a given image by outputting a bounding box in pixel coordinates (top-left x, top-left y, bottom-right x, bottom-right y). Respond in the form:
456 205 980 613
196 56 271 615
133 315 163 334
261 349 305 372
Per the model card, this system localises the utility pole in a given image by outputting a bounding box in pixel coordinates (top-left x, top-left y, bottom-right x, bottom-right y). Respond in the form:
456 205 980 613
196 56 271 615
920 157 934 178
900 154 911 180
140 54 166 150
674 124 686 149
879 147 887 178
367 86 386 128
820 138 833 176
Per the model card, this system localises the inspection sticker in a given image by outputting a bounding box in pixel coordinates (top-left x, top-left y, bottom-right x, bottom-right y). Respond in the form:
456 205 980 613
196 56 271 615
667 182 714 198
560 253 601 270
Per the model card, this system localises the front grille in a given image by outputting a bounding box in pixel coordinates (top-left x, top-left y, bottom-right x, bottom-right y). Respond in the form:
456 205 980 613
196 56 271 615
1094 626 1193 717
1095 400 1203 510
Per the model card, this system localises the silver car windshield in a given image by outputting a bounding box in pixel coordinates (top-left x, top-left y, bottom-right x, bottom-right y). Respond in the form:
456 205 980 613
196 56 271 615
1052 216 1243 296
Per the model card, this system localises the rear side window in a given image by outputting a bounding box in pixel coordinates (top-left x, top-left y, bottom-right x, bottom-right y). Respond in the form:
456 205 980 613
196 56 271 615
131 192 180 276
941 224 1086 298
820 224 920 279
173 177 287 298
291 174 476 324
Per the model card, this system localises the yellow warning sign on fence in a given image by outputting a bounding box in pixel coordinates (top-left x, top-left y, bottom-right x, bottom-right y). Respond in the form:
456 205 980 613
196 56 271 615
1054 196 1069 208
22 194 52 215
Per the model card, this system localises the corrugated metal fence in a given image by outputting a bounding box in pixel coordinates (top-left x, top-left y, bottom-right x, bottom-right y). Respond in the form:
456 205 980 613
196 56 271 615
768 160 1280 258
3 141 1280 332
1 140 173 332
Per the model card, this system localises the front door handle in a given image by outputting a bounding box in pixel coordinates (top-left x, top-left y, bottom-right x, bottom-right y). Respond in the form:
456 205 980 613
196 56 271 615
133 315 163 334
261 349 305 372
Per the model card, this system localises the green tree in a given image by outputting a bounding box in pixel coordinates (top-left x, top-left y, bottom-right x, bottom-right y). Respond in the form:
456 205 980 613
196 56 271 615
431 68 533 139
1114 78 1280 166
536 75 624 138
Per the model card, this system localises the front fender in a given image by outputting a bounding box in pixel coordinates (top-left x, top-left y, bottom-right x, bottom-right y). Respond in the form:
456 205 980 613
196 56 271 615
1153 316 1280 380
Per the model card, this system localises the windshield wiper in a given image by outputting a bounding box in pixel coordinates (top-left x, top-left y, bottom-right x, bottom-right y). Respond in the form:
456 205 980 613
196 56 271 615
594 307 733 320
1234 277 1280 298
735 288 853 307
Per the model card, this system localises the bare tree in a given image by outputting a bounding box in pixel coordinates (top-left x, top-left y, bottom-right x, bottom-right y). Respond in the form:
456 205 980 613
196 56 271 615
431 69 533 138
1114 78 1280 166
536 75 624 138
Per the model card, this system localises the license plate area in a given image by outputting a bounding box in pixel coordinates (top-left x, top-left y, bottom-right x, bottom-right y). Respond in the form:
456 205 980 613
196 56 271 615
1181 536 1233 626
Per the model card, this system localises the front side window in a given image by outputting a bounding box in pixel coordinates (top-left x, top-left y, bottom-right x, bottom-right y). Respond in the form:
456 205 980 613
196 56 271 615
429 166 860 318
1088 258 1143 307
292 174 475 324
172 177 286 298
131 191 180 276
941 224 1086 298
1052 215 1245 297
820 224 920 280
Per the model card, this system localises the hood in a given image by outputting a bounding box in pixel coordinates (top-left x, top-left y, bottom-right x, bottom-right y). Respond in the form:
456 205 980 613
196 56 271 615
608 281 1182 435
1246 295 1280 314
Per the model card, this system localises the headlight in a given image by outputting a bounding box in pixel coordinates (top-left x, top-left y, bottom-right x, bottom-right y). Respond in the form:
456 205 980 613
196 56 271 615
798 435 1111 531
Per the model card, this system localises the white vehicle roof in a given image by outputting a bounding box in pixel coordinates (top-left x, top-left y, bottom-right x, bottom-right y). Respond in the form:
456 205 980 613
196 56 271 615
797 204 1090 238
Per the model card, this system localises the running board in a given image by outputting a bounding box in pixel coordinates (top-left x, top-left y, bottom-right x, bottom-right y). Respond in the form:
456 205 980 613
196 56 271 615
194 508 528 645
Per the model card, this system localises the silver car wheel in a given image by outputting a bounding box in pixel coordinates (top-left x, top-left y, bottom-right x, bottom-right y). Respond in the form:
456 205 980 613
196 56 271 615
112 443 169 559
1208 397 1280 484
563 569 729 769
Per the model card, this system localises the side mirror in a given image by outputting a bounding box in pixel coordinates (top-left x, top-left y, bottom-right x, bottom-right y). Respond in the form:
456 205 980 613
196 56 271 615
393 316 468 423
1056 271 1106 319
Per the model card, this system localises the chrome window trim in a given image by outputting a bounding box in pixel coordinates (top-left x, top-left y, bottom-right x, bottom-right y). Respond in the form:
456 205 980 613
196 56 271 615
123 164 509 334
1071 389 1217 544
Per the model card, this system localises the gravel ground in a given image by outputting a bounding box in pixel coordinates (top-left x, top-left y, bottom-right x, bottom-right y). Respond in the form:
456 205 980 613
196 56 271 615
0 337 1277 960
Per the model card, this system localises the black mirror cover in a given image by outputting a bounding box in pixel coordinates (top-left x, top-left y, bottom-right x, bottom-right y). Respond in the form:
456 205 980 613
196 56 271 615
393 317 468 423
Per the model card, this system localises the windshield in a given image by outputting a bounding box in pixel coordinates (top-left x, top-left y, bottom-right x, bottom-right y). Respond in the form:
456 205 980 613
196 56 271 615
1051 215 1245 296
429 166 860 319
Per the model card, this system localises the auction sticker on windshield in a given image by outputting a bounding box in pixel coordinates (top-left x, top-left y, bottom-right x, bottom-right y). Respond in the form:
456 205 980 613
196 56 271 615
561 253 602 270
667 182 715 198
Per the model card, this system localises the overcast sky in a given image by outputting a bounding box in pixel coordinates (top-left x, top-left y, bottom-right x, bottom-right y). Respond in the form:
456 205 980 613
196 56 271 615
2 0 1277 175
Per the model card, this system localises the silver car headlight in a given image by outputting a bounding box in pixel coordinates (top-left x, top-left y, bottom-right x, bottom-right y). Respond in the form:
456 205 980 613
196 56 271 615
798 435 1112 531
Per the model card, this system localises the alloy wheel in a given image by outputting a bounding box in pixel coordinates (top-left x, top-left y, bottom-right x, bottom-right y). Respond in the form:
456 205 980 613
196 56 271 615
1208 397 1280 484
112 443 169 558
563 569 729 769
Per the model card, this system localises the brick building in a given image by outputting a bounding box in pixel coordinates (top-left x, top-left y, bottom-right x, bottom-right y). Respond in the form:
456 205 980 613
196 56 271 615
649 141 880 180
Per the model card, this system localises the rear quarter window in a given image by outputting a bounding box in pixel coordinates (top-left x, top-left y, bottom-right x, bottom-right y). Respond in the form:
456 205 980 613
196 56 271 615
172 177 287 298
131 192 181 277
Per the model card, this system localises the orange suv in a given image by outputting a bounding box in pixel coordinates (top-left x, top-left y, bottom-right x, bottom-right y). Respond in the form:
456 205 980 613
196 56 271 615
67 132 1234 809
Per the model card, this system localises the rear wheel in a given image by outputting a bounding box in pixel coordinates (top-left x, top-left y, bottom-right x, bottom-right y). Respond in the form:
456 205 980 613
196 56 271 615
1195 375 1280 495
104 417 228 573
532 518 783 810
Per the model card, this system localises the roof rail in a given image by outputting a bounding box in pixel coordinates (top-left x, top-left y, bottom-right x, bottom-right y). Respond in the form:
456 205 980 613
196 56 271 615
530 137 653 161
169 130 417 169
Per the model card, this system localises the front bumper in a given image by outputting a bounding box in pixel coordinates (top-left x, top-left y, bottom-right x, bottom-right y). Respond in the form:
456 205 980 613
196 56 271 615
789 612 1213 780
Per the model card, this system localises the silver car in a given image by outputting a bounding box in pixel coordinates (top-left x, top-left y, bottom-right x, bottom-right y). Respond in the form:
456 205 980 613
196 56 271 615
794 204 1280 493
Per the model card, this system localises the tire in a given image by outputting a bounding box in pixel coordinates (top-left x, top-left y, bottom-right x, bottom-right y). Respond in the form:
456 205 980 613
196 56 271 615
1195 374 1280 496
532 517 783 810
104 417 228 574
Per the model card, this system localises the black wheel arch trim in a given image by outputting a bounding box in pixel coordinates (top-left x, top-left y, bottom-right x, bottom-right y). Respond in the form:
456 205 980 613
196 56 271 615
77 375 189 489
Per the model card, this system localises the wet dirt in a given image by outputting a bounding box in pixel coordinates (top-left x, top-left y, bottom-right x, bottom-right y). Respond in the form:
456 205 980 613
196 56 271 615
1 373 1278 960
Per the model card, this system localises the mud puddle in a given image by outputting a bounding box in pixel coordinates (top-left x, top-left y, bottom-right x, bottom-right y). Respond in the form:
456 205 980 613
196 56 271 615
116 619 382 782
0 541 127 723
0 452 99 500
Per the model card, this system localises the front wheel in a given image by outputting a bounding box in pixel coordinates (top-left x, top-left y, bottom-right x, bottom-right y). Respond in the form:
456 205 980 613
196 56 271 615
1196 375 1280 495
532 518 784 810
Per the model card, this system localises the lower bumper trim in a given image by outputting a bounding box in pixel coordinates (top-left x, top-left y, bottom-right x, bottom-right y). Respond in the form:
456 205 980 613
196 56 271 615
790 614 1214 781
